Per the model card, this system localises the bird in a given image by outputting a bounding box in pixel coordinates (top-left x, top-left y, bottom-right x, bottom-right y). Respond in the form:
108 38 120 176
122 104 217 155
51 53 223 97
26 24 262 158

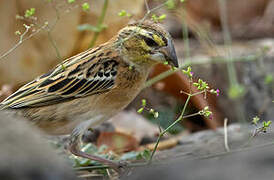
0 20 178 171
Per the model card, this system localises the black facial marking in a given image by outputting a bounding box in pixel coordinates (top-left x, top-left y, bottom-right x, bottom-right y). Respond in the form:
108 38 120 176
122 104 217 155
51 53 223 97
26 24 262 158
141 35 158 47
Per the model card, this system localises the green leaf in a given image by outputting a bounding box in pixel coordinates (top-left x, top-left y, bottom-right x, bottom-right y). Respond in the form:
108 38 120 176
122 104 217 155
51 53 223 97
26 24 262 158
24 8 35 18
67 0 75 3
137 108 144 114
158 14 166 20
14 31 21 35
252 116 260 125
82 2 90 11
151 14 166 22
263 120 272 128
165 0 175 9
118 10 127 17
142 149 151 160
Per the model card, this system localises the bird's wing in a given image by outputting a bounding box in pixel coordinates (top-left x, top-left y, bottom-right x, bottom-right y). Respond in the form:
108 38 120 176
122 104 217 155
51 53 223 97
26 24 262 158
0 49 119 109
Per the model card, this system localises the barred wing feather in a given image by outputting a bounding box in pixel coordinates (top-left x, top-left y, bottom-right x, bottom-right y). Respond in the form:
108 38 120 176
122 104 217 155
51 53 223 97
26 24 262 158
0 58 118 109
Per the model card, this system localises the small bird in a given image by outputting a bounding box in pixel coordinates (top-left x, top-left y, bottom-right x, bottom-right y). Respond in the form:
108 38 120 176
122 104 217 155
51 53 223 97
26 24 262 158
0 21 178 171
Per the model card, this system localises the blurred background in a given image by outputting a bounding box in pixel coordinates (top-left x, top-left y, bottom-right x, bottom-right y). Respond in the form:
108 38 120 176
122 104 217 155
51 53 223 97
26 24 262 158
0 0 273 179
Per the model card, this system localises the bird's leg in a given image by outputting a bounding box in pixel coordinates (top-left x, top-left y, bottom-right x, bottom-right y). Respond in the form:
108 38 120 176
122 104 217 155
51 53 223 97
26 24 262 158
68 127 125 172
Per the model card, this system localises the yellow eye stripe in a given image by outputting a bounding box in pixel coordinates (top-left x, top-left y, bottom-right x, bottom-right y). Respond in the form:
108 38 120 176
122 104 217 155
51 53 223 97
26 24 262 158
140 40 151 51
152 34 165 46
122 26 166 46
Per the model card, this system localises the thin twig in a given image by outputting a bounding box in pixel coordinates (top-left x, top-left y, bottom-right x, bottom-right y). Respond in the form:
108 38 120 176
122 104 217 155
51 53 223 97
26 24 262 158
148 94 192 163
47 31 62 60
218 0 246 123
141 3 166 22
144 0 150 12
224 118 230 152
47 2 62 60
0 24 47 60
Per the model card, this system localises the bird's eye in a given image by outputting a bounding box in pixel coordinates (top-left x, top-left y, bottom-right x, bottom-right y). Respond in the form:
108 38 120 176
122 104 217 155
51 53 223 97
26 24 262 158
143 36 158 47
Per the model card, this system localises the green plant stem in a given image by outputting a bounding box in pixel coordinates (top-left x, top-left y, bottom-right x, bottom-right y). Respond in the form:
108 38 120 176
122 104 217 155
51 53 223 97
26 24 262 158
218 0 246 122
148 94 192 163
47 3 62 60
143 48 267 89
181 90 205 97
89 0 108 48
47 31 62 60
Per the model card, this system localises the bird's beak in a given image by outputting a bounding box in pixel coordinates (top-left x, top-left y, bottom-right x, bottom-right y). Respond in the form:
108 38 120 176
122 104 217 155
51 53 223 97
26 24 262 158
160 39 179 67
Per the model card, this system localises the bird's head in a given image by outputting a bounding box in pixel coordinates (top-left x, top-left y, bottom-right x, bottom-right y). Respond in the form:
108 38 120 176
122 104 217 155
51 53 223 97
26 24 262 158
115 21 178 68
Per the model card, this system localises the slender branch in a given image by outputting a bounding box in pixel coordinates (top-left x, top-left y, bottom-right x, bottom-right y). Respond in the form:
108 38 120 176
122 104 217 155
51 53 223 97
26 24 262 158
165 95 191 133
0 24 47 60
148 94 192 163
183 112 200 119
190 91 205 97
141 3 166 22
218 0 246 123
144 0 150 12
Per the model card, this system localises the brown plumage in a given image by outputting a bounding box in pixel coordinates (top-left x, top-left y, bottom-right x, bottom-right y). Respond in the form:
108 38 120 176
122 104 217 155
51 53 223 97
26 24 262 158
0 21 178 171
